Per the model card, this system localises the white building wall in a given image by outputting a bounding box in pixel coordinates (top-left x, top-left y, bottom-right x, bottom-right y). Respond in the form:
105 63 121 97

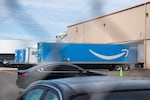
0 40 35 54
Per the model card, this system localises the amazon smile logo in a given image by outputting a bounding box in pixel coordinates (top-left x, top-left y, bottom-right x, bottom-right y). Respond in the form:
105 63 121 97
89 49 129 60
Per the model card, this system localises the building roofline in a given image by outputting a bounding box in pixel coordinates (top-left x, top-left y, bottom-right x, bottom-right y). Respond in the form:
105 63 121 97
68 1 150 27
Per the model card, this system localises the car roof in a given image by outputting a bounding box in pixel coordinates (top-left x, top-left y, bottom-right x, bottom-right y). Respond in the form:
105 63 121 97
30 76 150 94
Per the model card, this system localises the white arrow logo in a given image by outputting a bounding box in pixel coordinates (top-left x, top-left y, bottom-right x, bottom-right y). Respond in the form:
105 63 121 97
89 49 129 60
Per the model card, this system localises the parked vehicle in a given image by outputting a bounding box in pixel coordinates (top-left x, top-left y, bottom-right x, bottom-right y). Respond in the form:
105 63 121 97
18 76 150 100
16 63 105 89
15 48 37 64
37 42 143 71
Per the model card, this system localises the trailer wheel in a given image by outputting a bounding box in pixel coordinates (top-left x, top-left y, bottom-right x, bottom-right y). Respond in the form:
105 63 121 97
109 68 114 71
108 65 114 71
122 64 130 71
114 65 121 71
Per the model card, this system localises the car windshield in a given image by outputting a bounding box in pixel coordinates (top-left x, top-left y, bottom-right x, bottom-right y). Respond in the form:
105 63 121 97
0 0 150 100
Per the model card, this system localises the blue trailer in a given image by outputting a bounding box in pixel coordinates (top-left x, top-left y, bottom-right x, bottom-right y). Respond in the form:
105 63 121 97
15 48 37 64
15 49 26 63
14 48 37 69
37 42 141 70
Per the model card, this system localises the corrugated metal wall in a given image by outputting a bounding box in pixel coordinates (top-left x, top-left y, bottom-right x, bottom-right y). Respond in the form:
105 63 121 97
67 4 146 43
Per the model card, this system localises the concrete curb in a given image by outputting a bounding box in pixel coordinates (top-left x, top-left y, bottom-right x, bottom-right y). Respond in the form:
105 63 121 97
0 67 17 71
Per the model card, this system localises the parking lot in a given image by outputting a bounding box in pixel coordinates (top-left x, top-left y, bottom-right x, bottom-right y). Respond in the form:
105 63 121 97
0 70 21 100
96 69 150 79
1 68 150 100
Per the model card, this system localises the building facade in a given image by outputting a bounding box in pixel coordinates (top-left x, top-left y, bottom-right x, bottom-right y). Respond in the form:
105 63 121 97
67 2 150 69
0 39 35 65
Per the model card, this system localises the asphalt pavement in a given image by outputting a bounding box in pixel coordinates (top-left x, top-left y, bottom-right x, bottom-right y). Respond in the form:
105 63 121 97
0 70 22 100
92 69 150 79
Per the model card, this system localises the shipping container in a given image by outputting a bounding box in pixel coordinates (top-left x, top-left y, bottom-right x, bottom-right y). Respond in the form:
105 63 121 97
37 43 140 70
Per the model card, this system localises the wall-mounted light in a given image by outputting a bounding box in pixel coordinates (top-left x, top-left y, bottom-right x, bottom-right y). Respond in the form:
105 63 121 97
103 23 106 27
75 27 78 32
146 13 149 17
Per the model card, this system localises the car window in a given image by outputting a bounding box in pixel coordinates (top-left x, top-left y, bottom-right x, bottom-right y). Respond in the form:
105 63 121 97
23 88 44 100
43 65 80 71
44 90 59 100
53 65 79 71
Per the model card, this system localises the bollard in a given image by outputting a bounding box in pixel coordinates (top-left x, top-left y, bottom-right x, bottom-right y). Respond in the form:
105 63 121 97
119 66 123 77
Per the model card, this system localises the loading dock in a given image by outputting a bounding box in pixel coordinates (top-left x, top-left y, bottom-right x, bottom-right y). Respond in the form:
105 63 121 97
66 2 150 69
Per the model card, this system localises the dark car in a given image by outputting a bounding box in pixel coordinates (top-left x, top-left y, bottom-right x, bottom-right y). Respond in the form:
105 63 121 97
16 63 105 88
18 76 150 100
